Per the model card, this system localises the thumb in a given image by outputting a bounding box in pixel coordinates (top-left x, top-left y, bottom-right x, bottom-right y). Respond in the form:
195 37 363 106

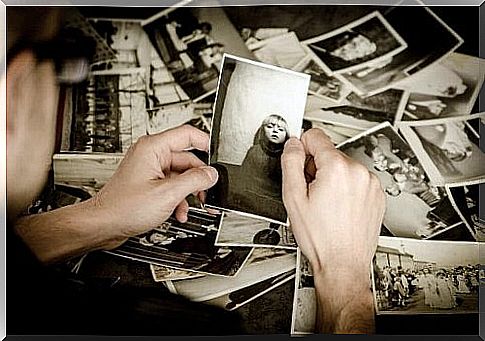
281 137 307 210
161 166 219 206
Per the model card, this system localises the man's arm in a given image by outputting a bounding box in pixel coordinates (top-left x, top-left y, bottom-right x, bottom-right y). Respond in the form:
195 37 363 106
281 128 385 334
14 125 219 264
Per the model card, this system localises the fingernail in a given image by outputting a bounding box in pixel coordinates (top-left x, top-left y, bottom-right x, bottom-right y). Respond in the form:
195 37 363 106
201 166 218 182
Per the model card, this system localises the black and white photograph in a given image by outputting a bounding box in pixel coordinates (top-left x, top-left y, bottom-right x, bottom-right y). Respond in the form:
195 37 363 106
207 54 310 224
150 264 205 282
373 237 479 314
106 208 253 277
293 55 352 103
302 11 407 76
305 88 409 130
336 5 463 96
172 248 297 302
291 250 316 335
396 53 485 122
205 269 295 311
337 122 466 240
215 211 297 249
446 183 484 242
398 113 485 186
250 31 309 70
142 6 253 101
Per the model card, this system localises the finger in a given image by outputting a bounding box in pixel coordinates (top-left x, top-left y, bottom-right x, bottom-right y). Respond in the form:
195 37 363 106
174 199 190 223
149 125 209 153
300 128 340 170
160 166 219 207
281 138 308 207
170 151 206 173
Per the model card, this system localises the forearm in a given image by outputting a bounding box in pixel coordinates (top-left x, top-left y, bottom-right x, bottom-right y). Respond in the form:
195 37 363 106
14 199 124 264
314 268 375 334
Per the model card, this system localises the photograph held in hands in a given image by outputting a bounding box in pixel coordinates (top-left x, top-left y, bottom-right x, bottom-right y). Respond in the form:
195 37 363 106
206 54 310 225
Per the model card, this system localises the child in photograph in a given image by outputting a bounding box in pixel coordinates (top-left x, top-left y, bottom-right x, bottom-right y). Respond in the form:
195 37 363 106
238 114 290 221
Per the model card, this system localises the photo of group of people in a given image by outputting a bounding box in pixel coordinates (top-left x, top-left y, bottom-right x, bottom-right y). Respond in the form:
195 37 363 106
337 123 467 240
373 237 479 314
143 7 253 101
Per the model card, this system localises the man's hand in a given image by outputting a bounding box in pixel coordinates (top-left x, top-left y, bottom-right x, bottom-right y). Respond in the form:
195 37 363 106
15 125 218 263
281 128 385 334
89 125 218 245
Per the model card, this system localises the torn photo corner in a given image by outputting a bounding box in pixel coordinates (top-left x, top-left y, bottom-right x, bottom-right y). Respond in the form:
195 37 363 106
206 53 310 225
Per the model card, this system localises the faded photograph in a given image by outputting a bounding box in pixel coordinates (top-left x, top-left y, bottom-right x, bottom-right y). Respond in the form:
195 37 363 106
172 248 297 302
205 270 295 311
337 5 463 96
150 264 204 282
305 88 408 130
207 55 309 224
143 7 253 101
215 211 297 249
373 237 479 314
293 55 352 103
338 123 466 240
397 53 485 121
447 184 484 241
106 208 253 277
303 11 407 75
399 114 485 186
291 250 316 335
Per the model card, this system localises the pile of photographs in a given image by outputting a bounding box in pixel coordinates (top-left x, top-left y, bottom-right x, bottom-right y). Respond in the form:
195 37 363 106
50 2 483 335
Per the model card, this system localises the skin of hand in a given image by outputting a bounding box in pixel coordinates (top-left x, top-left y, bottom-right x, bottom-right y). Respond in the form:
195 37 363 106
281 128 385 334
14 125 218 264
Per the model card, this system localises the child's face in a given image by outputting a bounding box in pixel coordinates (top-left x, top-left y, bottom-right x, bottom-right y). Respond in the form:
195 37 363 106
264 119 287 144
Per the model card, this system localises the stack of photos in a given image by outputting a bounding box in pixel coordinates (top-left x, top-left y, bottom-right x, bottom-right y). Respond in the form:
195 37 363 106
171 248 297 302
206 54 310 225
106 208 253 277
372 237 479 314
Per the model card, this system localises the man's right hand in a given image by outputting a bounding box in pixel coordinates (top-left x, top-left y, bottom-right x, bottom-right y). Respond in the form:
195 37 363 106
281 128 385 334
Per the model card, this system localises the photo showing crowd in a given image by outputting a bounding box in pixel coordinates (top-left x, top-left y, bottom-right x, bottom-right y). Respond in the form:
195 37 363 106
373 238 479 314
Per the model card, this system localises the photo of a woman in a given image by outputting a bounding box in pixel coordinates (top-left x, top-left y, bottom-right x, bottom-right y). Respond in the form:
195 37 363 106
237 115 289 222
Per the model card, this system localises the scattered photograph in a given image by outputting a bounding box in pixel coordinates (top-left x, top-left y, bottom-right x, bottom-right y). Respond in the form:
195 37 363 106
293 55 352 103
373 237 479 314
150 264 205 282
215 211 297 249
105 208 253 277
291 250 316 335
305 88 408 130
172 248 297 302
446 183 485 241
396 53 485 121
251 32 309 69
337 122 466 240
302 11 407 75
143 7 253 101
399 113 485 186
206 54 310 224
205 269 295 311
336 5 463 96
